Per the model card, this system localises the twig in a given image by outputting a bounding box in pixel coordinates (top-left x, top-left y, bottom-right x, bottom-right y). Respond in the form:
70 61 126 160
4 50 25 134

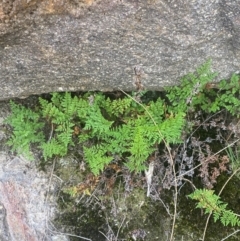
181 178 196 190
221 229 240 241
46 157 57 202
99 213 126 241
190 111 222 137
47 224 92 241
116 215 126 241
152 187 172 217
48 122 54 142
99 230 111 241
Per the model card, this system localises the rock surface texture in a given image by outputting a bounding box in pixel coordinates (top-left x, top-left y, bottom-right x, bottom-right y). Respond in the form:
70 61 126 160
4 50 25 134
0 0 240 100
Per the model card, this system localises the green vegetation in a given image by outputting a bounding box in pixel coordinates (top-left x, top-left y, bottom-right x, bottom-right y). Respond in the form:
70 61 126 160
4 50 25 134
188 189 240 226
5 101 44 160
5 60 240 175
5 91 185 174
5 60 240 239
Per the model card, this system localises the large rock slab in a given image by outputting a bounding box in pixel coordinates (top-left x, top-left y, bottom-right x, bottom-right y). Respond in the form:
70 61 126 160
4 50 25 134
0 0 240 100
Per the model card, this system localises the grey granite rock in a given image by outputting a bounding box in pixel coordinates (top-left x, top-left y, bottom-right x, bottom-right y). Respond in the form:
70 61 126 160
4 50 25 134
0 202 10 241
0 0 239 100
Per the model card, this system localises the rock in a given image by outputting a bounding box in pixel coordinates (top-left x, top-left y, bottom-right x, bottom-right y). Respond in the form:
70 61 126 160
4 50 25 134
0 153 54 241
0 202 10 241
0 0 239 100
51 235 69 241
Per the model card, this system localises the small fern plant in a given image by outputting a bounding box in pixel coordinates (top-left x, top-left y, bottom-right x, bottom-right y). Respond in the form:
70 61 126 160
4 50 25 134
39 92 79 160
188 189 240 226
165 59 218 113
5 101 44 160
216 73 240 116
165 59 240 116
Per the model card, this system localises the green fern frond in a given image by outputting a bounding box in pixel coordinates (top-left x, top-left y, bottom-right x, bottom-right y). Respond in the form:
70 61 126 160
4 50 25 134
84 106 113 135
146 98 165 123
76 98 89 121
102 97 133 117
106 125 132 154
42 138 68 160
83 145 112 175
61 92 79 117
126 119 154 172
5 101 44 160
40 96 68 124
159 112 185 144
188 189 240 227
50 92 62 107
165 60 218 113
39 93 77 159
56 123 74 147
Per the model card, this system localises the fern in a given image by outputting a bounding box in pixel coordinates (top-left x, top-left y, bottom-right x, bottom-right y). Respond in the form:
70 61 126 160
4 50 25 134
188 189 240 227
56 123 74 146
76 97 89 121
216 74 240 116
106 125 132 154
39 92 76 124
101 97 133 117
61 92 78 117
83 105 113 135
127 119 154 172
5 101 44 160
75 92 185 173
41 138 67 160
165 59 218 113
83 145 112 175
39 92 77 160
3 72 199 171
146 98 165 123
159 112 186 144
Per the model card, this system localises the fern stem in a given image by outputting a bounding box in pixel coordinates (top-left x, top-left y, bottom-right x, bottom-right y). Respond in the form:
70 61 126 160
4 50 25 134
48 122 54 142
221 229 240 241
